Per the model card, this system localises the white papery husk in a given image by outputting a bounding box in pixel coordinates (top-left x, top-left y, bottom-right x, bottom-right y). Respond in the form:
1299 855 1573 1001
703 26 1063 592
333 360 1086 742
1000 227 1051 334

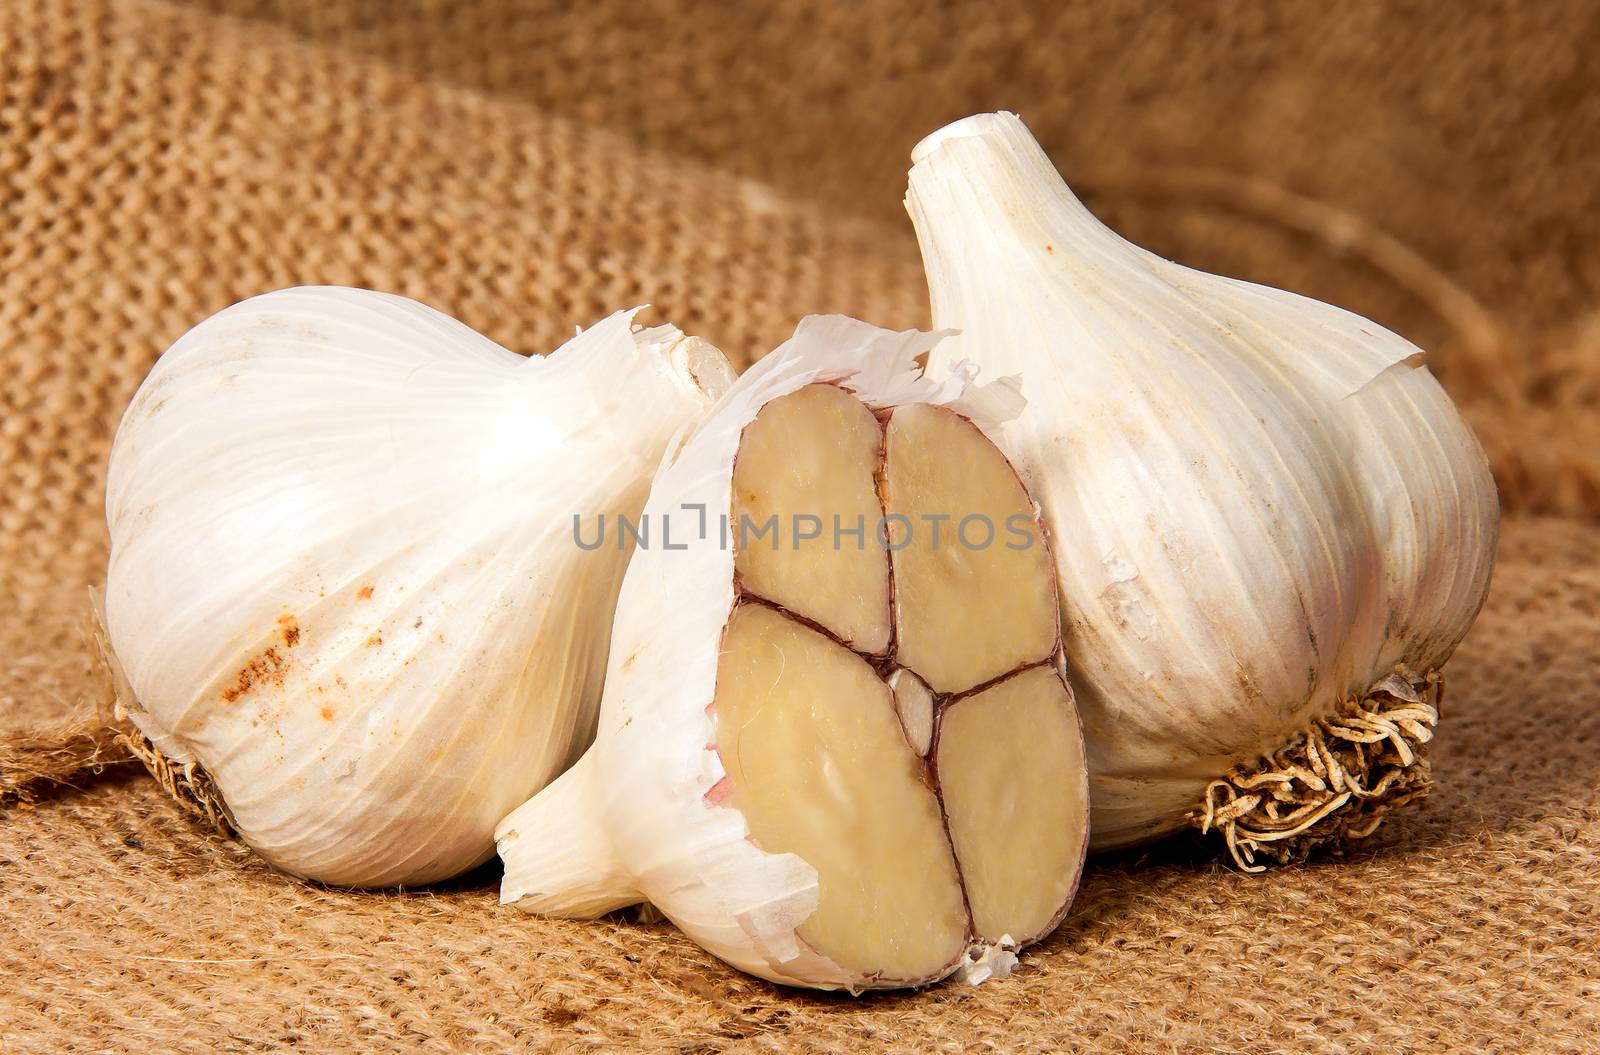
496 315 1024 989
905 113 1499 858
103 286 731 887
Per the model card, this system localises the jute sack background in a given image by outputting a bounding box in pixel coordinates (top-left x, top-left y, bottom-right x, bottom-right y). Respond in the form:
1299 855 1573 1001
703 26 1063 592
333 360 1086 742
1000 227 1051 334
1 1 1596 1051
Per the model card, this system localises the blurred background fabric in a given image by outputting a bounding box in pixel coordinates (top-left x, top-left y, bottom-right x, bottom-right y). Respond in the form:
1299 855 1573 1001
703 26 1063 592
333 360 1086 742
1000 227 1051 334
2 2 1597 1051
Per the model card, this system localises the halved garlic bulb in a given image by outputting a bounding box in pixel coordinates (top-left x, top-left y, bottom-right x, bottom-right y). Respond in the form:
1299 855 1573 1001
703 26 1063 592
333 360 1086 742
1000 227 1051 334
905 113 1499 868
496 317 1089 991
101 286 732 887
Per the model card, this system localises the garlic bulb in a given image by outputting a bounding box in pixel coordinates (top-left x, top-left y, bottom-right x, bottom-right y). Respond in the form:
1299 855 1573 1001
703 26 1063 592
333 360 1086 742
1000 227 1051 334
102 286 733 887
905 113 1498 868
497 317 1089 990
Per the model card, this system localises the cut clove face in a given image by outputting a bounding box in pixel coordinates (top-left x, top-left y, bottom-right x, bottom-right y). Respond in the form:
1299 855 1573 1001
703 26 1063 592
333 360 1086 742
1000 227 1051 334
730 383 893 654
880 402 1060 694
498 320 1091 990
717 388 1082 983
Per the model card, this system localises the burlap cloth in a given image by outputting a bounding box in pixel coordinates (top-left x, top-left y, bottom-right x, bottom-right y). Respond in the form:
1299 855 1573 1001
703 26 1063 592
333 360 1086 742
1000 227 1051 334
3 1 1597 1051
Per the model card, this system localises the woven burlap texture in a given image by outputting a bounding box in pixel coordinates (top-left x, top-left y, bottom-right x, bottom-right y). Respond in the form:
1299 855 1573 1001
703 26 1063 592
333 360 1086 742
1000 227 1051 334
3 1 1597 1051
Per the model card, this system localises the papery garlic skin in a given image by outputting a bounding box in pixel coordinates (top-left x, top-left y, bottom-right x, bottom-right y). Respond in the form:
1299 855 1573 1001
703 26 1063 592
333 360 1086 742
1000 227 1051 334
103 287 732 888
497 317 1089 990
906 113 1498 858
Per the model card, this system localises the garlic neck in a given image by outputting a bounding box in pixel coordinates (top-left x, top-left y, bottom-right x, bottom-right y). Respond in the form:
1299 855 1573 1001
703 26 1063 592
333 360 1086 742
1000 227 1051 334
531 319 734 484
907 112 1139 381
496 748 641 918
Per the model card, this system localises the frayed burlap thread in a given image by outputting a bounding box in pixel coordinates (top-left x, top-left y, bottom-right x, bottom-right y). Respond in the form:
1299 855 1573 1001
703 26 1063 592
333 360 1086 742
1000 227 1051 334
1195 669 1443 872
0 716 132 807
0 605 138 806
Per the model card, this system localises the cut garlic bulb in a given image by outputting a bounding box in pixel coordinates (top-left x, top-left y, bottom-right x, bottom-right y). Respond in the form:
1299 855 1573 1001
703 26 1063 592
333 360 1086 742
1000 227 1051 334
497 318 1089 990
906 113 1499 868
101 286 733 888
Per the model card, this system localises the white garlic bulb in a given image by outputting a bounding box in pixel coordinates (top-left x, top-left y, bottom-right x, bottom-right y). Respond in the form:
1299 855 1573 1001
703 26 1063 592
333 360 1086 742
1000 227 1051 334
905 113 1499 868
102 286 733 887
497 317 1090 990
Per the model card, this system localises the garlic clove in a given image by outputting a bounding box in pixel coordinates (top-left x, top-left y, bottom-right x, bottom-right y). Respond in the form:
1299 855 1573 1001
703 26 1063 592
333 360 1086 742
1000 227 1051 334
496 318 1090 990
103 286 732 888
714 602 969 983
888 667 936 756
731 383 892 653
936 663 1086 943
882 401 1059 694
905 112 1499 866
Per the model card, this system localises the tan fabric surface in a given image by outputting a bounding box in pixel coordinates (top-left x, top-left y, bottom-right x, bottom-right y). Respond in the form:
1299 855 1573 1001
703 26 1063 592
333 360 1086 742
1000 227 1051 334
2 1 1596 1051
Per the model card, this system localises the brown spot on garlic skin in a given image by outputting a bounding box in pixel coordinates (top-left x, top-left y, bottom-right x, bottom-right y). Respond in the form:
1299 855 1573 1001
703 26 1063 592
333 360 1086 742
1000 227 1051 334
275 615 301 648
365 634 382 648
319 706 335 721
220 646 289 703
357 585 374 600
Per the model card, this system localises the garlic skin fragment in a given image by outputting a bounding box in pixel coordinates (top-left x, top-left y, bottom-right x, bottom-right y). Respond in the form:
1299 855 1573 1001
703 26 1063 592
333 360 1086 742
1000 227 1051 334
906 113 1499 863
496 317 1089 990
103 286 732 888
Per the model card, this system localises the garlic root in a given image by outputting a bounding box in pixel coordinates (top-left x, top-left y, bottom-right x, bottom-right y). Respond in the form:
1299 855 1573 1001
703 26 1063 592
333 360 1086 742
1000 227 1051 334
1194 668 1442 872
86 584 236 835
497 320 1090 991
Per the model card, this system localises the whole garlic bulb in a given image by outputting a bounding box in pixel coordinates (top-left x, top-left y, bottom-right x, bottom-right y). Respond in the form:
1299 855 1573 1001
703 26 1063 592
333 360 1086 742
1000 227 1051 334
905 113 1499 867
102 286 733 887
497 317 1090 990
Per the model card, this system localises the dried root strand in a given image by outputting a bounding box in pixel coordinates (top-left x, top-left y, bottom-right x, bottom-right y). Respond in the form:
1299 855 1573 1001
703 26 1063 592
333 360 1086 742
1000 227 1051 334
116 725 237 837
1192 667 1442 872
85 588 237 837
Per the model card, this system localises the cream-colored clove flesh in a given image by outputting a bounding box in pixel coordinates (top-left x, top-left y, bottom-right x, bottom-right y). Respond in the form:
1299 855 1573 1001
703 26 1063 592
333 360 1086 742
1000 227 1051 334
882 402 1059 693
714 603 968 983
731 384 892 653
715 386 1081 984
497 319 1090 991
